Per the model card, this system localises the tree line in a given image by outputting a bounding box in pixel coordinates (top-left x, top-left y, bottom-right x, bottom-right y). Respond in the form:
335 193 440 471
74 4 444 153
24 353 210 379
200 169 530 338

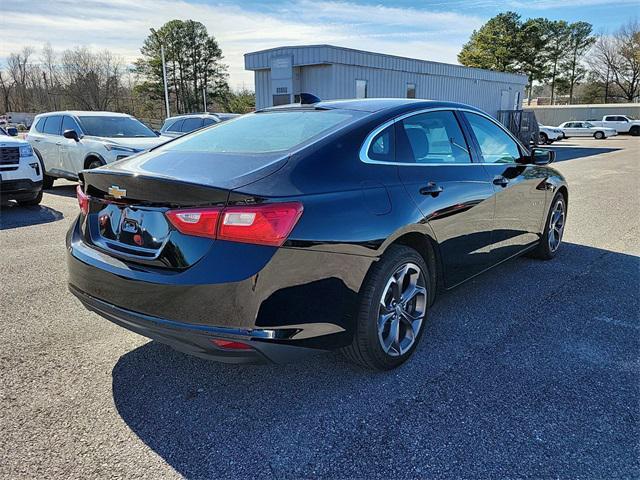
458 13 639 105
0 20 255 123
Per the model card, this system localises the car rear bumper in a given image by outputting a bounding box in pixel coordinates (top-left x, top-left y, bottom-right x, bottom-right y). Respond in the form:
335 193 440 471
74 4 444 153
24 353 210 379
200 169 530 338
66 216 374 360
69 284 324 364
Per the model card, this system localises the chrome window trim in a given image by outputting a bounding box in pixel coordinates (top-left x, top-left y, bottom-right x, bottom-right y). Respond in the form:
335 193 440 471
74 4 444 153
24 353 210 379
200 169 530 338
359 107 526 167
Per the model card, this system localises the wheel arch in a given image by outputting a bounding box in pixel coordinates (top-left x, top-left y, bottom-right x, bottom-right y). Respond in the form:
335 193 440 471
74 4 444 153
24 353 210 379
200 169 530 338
385 231 443 302
84 153 106 169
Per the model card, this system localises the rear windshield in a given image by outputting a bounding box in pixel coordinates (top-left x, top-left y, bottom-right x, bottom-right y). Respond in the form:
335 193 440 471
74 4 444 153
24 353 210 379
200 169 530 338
78 116 157 138
159 110 360 154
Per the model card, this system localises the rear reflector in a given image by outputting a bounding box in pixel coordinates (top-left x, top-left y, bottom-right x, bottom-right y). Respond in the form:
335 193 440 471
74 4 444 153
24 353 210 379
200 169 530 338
76 185 89 215
211 339 253 350
165 202 303 247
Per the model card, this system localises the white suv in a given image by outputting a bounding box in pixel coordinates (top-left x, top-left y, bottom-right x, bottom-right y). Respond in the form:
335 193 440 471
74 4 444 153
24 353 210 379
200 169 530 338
0 126 43 205
27 111 171 188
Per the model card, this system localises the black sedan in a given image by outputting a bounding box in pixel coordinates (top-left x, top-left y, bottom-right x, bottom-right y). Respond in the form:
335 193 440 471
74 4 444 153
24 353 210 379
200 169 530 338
68 98 568 370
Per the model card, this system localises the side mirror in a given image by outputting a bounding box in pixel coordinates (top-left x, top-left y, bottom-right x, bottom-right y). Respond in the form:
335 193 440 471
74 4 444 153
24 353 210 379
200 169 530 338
7 127 18 136
153 130 161 136
63 129 80 142
529 148 555 165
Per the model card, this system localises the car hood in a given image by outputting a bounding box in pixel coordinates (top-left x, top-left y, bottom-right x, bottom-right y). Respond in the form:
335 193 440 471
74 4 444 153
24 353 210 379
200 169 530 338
85 136 172 150
0 135 28 146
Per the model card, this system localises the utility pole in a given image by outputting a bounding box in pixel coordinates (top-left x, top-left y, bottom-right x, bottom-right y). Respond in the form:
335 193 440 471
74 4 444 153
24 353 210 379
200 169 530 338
202 87 207 112
160 44 171 118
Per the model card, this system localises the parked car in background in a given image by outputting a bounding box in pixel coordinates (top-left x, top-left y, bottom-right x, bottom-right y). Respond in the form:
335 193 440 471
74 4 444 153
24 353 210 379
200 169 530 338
557 121 617 139
538 125 564 144
27 111 171 188
159 113 221 138
588 115 640 136
68 98 567 371
0 126 43 205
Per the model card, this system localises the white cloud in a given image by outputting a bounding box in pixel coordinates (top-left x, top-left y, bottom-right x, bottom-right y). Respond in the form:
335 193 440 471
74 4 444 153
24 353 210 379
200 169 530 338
1 0 484 89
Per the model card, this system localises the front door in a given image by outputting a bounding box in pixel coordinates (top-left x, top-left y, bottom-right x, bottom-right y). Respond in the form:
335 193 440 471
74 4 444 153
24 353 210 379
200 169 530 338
462 111 548 262
394 110 496 287
59 115 85 176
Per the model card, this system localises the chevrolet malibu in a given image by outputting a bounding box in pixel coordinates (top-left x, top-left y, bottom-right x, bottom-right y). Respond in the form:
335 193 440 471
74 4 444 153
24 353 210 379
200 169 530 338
67 99 568 370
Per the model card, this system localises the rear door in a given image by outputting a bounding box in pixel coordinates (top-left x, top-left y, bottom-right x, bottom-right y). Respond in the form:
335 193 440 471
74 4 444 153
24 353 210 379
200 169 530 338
462 111 548 262
394 109 496 287
38 115 63 172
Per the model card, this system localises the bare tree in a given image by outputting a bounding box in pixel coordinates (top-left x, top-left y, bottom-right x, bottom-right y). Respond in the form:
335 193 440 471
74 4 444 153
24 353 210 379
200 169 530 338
590 20 640 102
59 47 124 110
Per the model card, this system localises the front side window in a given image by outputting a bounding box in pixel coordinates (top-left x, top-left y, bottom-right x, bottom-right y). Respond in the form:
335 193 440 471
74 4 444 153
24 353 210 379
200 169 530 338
158 110 360 154
181 118 203 133
397 111 471 164
202 117 218 127
356 80 368 99
78 116 156 138
465 112 521 164
61 115 81 134
42 115 62 135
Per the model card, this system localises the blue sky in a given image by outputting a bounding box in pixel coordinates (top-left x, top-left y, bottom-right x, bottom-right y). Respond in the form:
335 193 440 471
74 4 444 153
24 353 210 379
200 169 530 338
2 0 637 89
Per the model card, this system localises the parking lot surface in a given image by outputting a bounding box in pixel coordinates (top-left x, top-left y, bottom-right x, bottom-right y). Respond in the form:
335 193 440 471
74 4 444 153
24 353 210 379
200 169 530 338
1 136 638 479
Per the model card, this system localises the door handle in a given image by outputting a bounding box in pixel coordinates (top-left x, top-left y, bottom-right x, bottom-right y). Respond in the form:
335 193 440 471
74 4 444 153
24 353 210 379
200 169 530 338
55 142 62 146
493 175 509 187
419 182 443 197
32 139 41 142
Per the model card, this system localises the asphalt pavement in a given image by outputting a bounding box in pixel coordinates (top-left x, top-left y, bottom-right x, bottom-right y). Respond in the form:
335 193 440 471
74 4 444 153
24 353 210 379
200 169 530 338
0 136 638 479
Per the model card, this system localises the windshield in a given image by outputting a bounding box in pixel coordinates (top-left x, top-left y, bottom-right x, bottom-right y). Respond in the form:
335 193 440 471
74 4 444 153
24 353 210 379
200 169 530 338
78 116 156 138
158 110 361 154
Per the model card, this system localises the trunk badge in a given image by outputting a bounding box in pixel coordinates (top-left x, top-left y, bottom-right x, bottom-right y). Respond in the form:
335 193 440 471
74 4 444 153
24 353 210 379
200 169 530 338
108 185 126 199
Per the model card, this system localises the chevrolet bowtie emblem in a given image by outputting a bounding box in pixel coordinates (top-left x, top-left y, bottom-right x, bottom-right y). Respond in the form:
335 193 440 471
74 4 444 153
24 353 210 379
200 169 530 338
108 185 127 199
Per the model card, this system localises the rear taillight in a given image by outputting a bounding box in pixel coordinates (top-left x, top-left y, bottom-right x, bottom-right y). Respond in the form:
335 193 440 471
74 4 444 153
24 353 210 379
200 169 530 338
165 202 303 247
76 185 89 215
165 208 221 239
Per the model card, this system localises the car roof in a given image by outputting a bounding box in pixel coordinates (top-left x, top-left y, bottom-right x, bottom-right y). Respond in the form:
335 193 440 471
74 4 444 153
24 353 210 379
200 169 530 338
164 113 220 121
35 111 132 118
260 98 485 115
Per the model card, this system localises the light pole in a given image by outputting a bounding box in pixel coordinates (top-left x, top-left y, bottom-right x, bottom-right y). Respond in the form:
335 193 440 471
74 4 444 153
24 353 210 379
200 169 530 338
160 44 170 118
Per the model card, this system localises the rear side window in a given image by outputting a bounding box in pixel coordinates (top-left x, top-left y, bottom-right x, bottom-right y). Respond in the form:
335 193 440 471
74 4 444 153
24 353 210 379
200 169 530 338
181 118 203 133
42 116 62 135
202 117 218 127
160 110 359 154
33 117 47 133
166 120 183 132
397 111 471 164
465 112 520 164
367 124 395 162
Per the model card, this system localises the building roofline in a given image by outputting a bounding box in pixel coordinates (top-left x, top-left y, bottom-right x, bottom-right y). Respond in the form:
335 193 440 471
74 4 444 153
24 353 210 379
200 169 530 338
244 44 528 84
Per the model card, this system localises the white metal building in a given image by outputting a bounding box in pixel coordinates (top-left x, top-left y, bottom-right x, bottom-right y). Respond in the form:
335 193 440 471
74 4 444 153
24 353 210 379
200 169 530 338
244 45 528 117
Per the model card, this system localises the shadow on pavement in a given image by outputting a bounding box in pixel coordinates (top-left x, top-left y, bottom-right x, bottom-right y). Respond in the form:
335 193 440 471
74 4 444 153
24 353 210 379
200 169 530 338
0 203 64 230
45 183 77 198
547 143 621 162
111 242 639 479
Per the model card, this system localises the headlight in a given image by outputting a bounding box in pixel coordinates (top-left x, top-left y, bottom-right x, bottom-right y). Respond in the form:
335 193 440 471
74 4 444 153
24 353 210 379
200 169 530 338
104 144 139 153
19 144 33 157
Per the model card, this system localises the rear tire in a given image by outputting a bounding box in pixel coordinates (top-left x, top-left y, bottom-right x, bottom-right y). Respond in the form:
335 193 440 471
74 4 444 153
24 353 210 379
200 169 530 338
630 126 640 136
17 190 43 206
594 131 605 140
539 132 549 145
530 193 566 260
341 245 433 370
42 175 55 189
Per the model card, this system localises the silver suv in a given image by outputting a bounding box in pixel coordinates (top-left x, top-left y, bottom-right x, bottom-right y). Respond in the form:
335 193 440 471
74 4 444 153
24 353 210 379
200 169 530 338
27 111 171 188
